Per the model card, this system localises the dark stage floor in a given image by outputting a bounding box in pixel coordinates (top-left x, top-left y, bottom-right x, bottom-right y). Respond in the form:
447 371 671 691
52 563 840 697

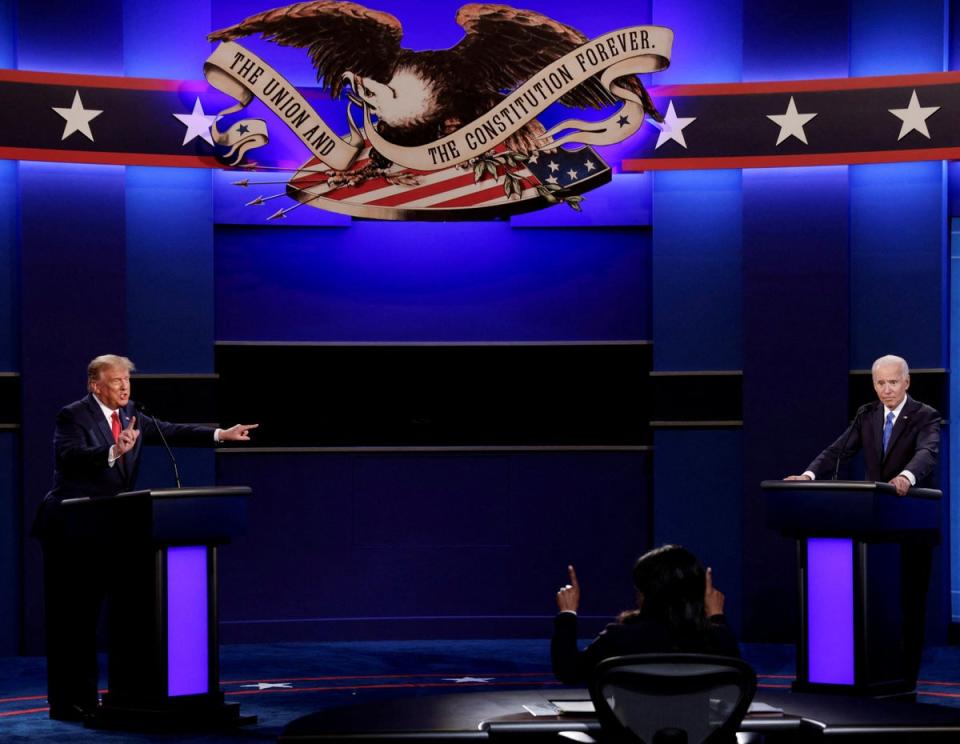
2 640 960 742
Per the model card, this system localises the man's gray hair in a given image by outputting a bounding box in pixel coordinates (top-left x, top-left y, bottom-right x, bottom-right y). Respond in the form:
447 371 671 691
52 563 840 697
87 354 135 390
872 354 909 378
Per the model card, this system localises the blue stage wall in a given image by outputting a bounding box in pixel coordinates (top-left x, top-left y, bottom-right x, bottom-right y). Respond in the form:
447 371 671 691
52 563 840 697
126 167 215 372
952 220 960 619
2 0 957 654
214 223 651 342
742 166 851 641
216 451 649 641
0 8 15 657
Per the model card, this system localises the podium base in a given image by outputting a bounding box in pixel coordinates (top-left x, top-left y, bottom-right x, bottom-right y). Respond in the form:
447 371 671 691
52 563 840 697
85 699 256 731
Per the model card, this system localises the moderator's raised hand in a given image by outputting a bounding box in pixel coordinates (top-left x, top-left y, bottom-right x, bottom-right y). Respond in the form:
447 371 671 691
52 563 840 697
704 566 725 618
556 564 581 613
220 423 259 441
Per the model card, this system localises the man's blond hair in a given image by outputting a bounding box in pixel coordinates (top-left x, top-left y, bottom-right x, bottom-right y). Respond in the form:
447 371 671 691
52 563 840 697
87 354 135 391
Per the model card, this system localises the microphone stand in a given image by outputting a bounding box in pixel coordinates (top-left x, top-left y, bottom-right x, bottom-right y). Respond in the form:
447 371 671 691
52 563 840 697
136 403 182 489
832 403 874 481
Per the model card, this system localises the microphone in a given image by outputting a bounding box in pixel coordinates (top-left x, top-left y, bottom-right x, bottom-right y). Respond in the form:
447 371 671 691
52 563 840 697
136 403 182 489
832 402 875 481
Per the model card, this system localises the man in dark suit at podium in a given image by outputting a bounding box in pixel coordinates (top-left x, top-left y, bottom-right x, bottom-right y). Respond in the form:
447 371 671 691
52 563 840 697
786 353 941 687
786 354 940 494
33 354 258 722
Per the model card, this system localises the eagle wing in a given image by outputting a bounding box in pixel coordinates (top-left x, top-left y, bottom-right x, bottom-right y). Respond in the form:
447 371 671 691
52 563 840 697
208 1 403 99
452 3 661 119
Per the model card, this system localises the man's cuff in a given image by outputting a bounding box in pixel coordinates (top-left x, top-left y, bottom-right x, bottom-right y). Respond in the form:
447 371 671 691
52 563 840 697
107 445 118 467
214 429 222 443
900 470 916 486
558 610 577 616
803 471 816 480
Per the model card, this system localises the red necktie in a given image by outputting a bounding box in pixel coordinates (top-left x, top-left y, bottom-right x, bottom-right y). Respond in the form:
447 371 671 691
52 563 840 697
111 411 121 443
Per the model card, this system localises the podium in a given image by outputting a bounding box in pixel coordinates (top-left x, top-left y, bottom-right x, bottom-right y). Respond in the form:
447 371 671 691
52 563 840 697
762 480 940 696
60 486 254 729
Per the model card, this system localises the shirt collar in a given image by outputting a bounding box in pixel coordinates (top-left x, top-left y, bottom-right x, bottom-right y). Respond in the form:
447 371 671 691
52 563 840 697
885 396 909 419
92 393 119 421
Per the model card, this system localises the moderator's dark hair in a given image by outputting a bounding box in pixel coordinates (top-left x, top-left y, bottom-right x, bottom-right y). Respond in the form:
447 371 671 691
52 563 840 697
618 544 708 635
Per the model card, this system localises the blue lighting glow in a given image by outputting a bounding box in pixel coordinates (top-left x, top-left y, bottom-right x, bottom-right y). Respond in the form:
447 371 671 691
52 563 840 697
850 0 946 76
215 220 651 342
652 0 743 84
123 1 215 79
17 2 123 75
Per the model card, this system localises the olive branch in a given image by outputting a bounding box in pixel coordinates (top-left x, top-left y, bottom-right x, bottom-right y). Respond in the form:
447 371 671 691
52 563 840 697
467 151 585 211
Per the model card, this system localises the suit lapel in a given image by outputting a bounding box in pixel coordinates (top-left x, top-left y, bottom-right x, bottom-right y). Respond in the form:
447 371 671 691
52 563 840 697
85 394 116 450
863 404 882 459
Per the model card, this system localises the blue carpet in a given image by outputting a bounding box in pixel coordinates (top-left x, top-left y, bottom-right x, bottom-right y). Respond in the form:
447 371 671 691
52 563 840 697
1 640 959 742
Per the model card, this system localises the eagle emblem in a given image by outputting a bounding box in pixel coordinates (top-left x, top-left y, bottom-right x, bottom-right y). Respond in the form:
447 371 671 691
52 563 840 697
205 2 672 220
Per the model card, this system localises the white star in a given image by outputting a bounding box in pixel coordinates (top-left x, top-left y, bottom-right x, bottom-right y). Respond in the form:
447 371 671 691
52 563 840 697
566 168 579 180
767 96 818 145
889 90 939 141
527 152 539 164
584 159 596 172
547 160 560 172
173 97 220 146
545 175 559 185
52 91 102 142
443 677 494 683
654 101 696 149
239 682 293 690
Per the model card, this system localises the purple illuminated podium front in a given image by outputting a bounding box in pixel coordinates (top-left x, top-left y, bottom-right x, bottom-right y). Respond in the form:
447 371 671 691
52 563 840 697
61 486 253 729
762 480 940 696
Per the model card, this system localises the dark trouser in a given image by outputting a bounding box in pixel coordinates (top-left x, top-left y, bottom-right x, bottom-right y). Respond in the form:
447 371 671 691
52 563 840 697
42 536 105 710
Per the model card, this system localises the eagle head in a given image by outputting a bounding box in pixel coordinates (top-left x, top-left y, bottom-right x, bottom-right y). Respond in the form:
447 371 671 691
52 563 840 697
345 66 441 130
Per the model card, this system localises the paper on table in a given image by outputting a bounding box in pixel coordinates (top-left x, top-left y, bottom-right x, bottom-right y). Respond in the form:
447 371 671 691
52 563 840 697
550 700 596 714
523 703 561 716
748 701 784 715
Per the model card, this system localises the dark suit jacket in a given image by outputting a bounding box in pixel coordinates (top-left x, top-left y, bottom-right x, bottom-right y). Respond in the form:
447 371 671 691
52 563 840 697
33 394 216 538
806 396 940 484
551 611 740 685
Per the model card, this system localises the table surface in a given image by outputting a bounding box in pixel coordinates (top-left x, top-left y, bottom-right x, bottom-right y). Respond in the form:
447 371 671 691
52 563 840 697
280 686 960 741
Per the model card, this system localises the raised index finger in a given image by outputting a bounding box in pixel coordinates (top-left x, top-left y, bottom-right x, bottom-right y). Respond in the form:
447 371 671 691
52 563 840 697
125 415 137 431
706 566 713 590
567 565 579 588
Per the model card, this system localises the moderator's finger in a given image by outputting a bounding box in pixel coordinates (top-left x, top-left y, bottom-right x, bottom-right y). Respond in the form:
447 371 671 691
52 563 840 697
244 423 260 430
568 565 579 587
706 566 714 589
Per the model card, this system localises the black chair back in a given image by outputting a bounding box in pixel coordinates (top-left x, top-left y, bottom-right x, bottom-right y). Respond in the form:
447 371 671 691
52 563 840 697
588 654 757 744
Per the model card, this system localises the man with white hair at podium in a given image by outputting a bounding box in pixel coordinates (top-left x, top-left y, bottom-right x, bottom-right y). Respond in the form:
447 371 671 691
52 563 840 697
785 354 940 494
785 353 941 689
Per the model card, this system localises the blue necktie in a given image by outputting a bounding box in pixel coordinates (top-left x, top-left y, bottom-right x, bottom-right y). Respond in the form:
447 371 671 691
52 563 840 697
882 411 895 454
